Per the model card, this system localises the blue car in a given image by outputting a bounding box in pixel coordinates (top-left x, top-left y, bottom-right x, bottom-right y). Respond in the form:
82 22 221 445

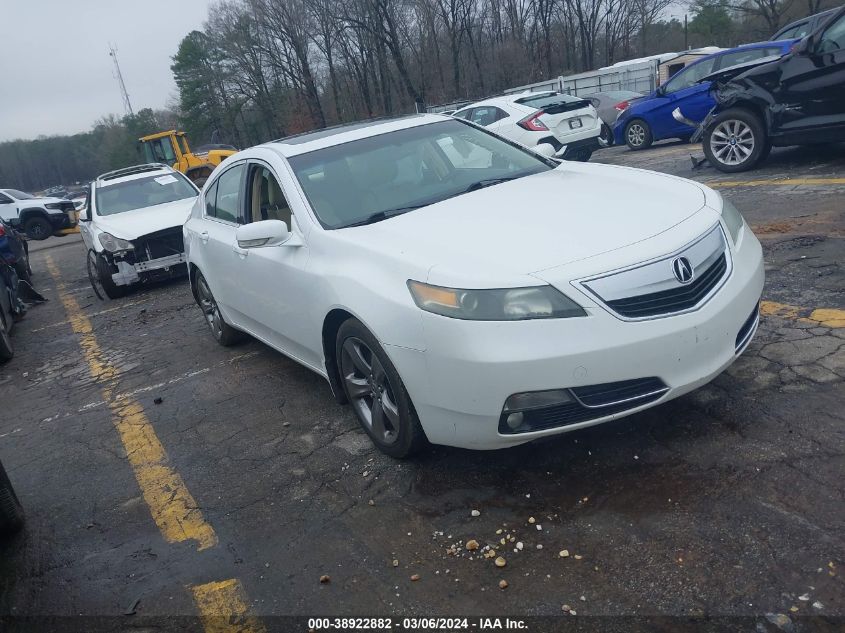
614 40 798 150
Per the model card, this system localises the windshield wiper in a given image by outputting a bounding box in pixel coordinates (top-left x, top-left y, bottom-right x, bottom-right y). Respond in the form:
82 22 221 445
340 205 423 228
461 176 520 194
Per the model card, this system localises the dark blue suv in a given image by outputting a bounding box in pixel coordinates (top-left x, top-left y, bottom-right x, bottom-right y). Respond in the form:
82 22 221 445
613 40 798 150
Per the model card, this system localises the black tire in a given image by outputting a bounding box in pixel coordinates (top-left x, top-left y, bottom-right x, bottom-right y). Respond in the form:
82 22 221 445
194 272 245 346
0 460 24 536
598 123 614 147
0 308 13 362
703 108 768 173
88 251 129 300
14 255 32 284
335 318 427 458
625 119 653 150
23 216 52 241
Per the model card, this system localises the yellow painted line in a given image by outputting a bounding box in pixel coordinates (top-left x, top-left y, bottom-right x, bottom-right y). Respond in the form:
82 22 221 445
761 300 845 328
190 579 266 633
708 177 845 188
46 256 217 551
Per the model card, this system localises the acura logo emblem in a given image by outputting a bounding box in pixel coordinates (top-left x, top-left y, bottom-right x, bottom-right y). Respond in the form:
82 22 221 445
672 256 694 284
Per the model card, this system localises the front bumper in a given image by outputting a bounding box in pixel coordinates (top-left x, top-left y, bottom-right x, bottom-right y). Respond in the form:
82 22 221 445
387 227 764 450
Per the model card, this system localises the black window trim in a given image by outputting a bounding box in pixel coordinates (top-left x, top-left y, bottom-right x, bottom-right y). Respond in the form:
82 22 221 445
203 161 247 226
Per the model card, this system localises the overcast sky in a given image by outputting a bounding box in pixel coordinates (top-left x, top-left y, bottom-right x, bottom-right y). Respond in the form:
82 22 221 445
0 0 216 142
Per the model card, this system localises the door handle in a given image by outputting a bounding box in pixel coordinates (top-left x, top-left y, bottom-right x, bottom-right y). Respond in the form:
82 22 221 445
199 231 209 244
233 245 249 258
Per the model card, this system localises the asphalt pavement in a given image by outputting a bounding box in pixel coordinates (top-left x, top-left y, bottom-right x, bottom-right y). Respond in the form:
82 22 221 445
0 141 843 632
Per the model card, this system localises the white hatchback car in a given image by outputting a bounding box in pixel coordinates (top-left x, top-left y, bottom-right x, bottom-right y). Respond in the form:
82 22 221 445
453 92 602 161
185 114 763 458
80 164 199 299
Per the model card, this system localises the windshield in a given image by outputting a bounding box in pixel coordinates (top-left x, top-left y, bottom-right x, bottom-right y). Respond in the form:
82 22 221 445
288 119 554 229
5 189 34 200
95 173 197 216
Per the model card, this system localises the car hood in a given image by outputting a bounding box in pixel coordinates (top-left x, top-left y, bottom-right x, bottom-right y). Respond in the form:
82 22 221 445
94 197 196 240
346 163 707 285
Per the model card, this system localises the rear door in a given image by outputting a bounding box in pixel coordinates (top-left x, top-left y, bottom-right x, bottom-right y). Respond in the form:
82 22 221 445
0 192 18 224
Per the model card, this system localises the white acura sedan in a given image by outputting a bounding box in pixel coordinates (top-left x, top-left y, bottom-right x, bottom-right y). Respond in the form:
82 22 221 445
185 114 763 458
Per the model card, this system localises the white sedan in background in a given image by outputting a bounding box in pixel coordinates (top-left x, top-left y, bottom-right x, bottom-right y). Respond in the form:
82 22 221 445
185 114 763 458
80 164 199 299
453 92 602 161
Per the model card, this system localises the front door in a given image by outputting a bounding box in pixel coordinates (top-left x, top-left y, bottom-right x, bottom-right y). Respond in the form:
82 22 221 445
232 161 318 368
775 10 845 140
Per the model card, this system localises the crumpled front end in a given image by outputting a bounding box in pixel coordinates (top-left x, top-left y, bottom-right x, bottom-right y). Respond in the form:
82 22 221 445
106 227 187 286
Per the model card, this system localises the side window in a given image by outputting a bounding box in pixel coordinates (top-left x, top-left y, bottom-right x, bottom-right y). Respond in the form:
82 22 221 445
663 58 716 94
204 180 218 218
453 108 473 120
818 14 845 52
470 107 500 127
246 164 292 227
717 48 770 70
493 107 510 122
211 164 245 223
0 193 12 204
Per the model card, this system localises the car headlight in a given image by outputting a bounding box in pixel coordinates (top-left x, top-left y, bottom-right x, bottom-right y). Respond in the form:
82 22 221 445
98 232 134 253
407 281 586 320
721 198 744 244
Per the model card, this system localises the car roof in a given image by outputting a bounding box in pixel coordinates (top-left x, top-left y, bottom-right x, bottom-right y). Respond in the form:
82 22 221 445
95 164 177 187
262 114 450 157
772 7 838 38
679 38 796 72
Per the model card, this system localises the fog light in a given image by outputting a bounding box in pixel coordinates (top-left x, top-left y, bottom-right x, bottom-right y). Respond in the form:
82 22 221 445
504 389 574 412
506 412 524 430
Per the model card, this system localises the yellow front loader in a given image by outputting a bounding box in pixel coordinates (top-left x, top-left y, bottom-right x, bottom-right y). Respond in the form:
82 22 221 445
138 130 236 186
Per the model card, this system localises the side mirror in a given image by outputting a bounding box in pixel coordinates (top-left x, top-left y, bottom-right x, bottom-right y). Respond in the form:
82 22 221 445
235 219 290 248
78 207 89 222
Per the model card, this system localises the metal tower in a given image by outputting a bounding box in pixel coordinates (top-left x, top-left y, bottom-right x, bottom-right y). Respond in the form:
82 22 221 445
109 44 134 116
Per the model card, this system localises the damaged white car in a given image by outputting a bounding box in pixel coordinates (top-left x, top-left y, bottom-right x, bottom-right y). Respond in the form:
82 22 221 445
79 164 199 299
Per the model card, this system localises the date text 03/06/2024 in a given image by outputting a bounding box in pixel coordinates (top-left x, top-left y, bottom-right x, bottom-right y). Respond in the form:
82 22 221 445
307 617 529 630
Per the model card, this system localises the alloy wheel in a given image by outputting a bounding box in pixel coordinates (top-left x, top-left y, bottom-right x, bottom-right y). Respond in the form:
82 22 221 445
627 123 646 146
710 119 755 166
196 276 223 339
340 337 400 446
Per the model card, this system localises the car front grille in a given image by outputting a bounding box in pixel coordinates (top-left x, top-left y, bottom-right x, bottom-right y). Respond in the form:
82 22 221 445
498 377 668 435
735 303 760 352
606 253 728 318
133 227 184 262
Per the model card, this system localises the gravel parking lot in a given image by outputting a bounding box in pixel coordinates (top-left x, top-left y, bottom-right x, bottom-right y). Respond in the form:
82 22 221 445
1 141 843 631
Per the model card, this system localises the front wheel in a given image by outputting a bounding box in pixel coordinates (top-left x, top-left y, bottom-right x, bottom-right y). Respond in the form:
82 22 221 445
625 119 653 150
703 108 768 173
87 250 129 300
598 123 614 147
336 319 427 458
0 460 24 536
0 308 13 362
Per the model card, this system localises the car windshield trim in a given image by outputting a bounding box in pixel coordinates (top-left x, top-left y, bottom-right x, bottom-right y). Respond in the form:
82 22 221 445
288 119 555 230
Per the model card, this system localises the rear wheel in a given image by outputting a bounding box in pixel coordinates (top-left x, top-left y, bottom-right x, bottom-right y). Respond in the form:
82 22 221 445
336 319 427 458
625 119 653 150
194 272 244 346
0 460 24 536
23 216 51 241
703 108 767 173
